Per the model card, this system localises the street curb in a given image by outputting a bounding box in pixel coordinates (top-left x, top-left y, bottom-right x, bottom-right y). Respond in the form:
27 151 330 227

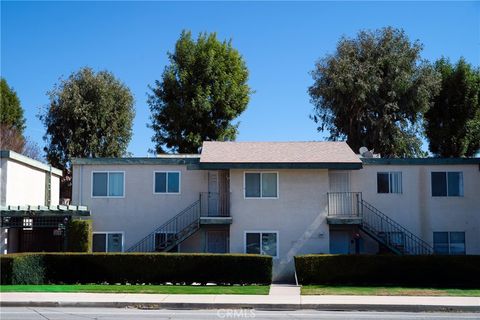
1 301 479 312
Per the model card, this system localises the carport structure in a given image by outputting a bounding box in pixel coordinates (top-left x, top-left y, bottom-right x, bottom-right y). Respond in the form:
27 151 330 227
0 205 90 253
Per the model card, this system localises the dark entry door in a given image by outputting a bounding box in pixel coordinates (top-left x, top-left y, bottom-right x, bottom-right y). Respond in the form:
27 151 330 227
206 231 228 253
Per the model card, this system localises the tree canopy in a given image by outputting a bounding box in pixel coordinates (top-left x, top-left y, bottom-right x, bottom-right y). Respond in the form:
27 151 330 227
309 27 440 157
1 78 41 160
148 30 251 154
41 67 135 174
424 58 480 157
1 78 25 133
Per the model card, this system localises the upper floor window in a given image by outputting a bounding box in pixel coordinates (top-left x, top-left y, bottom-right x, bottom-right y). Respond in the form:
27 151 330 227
244 172 278 198
92 172 124 197
154 171 180 194
433 231 465 255
377 172 402 194
431 172 463 197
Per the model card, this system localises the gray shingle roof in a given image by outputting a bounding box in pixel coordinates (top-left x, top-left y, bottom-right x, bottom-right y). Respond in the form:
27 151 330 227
200 141 361 164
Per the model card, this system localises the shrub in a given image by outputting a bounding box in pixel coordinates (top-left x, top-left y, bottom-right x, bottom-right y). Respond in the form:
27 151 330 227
0 256 14 285
66 219 92 252
0 253 272 285
294 254 480 288
0 254 45 285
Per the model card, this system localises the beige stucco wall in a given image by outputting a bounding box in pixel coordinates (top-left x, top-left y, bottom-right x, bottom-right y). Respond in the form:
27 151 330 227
228 169 330 281
72 164 208 250
71 161 479 280
351 164 480 254
1 159 61 206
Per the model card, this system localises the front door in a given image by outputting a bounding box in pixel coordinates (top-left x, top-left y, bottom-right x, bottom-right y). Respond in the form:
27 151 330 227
328 171 352 215
206 230 228 253
208 171 219 216
329 171 350 192
329 231 350 254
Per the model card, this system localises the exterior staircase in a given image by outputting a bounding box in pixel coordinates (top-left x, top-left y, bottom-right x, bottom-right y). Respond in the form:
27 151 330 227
126 199 201 252
327 192 433 255
126 192 231 253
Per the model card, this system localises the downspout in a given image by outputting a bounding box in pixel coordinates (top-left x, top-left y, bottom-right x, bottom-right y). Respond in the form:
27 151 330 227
80 165 84 205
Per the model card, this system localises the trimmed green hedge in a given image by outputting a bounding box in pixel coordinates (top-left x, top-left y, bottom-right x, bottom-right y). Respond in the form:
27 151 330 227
295 254 480 288
0 255 45 285
0 253 272 285
66 220 92 252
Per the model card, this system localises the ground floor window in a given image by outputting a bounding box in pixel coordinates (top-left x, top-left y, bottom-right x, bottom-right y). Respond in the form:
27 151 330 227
245 231 278 258
93 232 123 252
154 232 178 252
387 231 405 247
433 231 465 255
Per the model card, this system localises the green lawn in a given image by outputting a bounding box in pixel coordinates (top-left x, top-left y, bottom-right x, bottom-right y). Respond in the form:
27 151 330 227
0 284 269 295
301 285 480 296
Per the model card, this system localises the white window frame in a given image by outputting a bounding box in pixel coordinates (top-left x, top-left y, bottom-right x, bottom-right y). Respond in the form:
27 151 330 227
243 171 279 199
243 230 279 259
91 171 125 198
153 171 181 195
377 171 403 194
431 171 464 197
92 231 125 252
433 231 466 255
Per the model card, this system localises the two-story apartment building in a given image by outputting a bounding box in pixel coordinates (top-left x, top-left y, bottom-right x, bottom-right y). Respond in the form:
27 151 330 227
71 142 480 281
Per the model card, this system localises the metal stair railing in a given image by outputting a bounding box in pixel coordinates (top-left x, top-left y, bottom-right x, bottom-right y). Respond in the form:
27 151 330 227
200 192 230 217
360 199 433 255
327 192 433 255
126 199 201 252
327 192 362 216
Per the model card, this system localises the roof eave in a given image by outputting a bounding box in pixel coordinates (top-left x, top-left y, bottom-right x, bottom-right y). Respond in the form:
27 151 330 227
362 158 480 165
0 150 63 176
196 162 363 170
71 157 200 166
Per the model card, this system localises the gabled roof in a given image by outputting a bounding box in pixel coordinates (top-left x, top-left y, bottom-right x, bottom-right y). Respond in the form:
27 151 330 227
198 141 362 169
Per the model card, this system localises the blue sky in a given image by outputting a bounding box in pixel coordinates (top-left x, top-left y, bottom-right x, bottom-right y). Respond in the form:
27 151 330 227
2 1 479 156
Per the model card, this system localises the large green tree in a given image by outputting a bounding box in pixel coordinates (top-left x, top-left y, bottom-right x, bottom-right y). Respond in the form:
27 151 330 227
0 78 41 160
148 30 251 153
309 27 440 157
41 67 135 197
1 78 26 133
424 58 480 157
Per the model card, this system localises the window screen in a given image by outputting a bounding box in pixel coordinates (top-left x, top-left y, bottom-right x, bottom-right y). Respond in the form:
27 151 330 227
377 173 389 193
245 173 261 198
431 172 447 196
92 173 108 197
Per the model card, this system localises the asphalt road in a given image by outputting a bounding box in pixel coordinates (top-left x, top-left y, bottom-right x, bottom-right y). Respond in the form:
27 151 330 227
1 308 479 320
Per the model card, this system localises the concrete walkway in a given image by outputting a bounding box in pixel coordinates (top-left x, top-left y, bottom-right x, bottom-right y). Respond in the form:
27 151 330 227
1 291 479 312
268 284 301 296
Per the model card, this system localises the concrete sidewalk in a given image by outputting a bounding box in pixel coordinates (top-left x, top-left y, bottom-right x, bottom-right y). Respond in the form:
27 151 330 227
1 291 479 312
